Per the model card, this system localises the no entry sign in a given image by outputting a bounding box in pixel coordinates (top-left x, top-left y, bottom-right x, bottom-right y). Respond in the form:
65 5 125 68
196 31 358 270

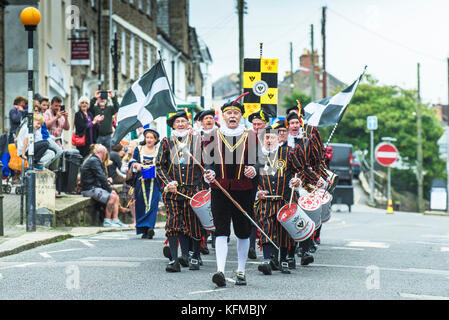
375 143 399 167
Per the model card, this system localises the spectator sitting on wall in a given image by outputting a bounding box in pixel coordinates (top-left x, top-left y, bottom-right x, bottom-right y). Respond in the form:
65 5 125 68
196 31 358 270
16 114 56 169
80 144 128 228
44 96 70 148
9 96 28 144
88 90 119 152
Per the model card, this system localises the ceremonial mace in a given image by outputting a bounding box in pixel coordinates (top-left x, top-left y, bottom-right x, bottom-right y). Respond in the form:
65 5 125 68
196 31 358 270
178 143 280 251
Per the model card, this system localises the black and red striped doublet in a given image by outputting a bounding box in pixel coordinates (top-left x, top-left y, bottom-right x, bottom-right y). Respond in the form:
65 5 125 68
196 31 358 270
255 144 296 248
156 133 205 239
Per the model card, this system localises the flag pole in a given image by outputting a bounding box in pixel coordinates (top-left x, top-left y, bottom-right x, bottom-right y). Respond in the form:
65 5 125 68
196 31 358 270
324 66 367 148
158 50 178 109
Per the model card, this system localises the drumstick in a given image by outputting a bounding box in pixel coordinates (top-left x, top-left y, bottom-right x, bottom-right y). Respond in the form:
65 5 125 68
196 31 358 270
181 146 280 251
176 191 198 203
289 174 298 207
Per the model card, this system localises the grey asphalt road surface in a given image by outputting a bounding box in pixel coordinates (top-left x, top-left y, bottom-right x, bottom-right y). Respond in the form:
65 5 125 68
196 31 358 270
1 201 449 300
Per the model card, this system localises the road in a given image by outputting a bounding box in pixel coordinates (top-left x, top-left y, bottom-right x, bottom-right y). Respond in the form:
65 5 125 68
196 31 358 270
1 198 449 301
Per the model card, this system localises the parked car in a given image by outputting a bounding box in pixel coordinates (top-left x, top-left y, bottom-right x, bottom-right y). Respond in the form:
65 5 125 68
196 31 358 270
328 143 354 212
352 153 361 179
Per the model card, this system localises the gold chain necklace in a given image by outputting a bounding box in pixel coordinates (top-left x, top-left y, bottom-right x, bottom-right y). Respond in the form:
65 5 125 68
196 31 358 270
218 130 248 152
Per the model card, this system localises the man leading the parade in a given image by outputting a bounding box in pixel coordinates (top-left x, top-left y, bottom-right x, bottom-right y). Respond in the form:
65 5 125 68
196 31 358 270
203 98 259 287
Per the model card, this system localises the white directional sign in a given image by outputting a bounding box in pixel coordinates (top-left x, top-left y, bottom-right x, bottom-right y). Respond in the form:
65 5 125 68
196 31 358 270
367 116 378 130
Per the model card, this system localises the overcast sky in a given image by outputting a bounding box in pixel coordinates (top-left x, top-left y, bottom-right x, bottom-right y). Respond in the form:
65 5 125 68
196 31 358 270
190 0 449 105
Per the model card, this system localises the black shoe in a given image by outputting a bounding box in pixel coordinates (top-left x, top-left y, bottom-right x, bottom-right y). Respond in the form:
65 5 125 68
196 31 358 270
212 271 226 287
258 262 272 275
147 228 155 239
235 272 247 286
301 252 314 266
315 237 321 245
269 256 280 271
141 228 149 239
189 258 200 270
279 261 291 274
198 255 203 266
309 243 317 253
166 260 181 273
248 247 257 260
179 255 189 268
163 246 172 260
287 257 296 270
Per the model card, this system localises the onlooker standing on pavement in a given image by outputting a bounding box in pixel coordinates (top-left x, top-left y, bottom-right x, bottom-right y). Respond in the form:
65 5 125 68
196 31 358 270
9 96 28 143
74 96 103 158
44 96 70 148
88 90 119 152
80 144 127 228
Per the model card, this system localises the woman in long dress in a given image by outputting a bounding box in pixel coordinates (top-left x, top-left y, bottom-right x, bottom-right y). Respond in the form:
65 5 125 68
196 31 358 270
130 128 162 239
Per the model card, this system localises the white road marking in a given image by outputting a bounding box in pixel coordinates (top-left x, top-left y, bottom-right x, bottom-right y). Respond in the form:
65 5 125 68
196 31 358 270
329 246 364 251
91 234 130 240
39 248 84 259
189 289 227 295
0 273 3 279
441 247 449 252
400 293 449 300
346 241 390 249
0 262 37 270
420 234 449 239
69 239 98 248
313 263 449 278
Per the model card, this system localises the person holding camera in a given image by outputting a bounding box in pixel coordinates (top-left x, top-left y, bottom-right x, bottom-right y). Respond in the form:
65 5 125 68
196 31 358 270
43 96 70 148
89 90 119 152
74 96 103 158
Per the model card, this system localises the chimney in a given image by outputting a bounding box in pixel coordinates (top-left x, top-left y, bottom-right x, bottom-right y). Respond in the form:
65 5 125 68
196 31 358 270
299 49 319 74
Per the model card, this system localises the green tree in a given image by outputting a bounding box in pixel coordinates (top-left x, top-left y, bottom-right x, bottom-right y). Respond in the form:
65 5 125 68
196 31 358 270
318 75 445 200
282 90 311 112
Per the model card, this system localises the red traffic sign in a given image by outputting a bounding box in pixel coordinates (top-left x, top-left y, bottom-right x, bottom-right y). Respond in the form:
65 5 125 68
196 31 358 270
375 143 399 167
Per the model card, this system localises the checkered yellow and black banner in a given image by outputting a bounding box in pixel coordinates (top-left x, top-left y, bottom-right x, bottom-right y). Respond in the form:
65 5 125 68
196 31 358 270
243 58 278 118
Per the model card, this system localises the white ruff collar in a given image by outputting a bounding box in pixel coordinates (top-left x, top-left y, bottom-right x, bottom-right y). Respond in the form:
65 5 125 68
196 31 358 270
172 130 190 138
201 126 215 135
287 128 304 148
219 124 245 137
262 144 279 155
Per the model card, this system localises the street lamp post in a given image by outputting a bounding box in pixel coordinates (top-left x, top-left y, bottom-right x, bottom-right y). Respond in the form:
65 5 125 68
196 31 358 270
20 7 41 232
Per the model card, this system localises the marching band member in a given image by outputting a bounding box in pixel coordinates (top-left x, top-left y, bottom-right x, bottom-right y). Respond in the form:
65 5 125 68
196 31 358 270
156 110 205 273
286 111 318 267
247 110 271 260
254 122 300 275
203 99 260 287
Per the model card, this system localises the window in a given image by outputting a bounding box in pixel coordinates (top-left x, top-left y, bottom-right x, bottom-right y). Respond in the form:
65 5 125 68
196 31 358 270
130 34 135 79
138 0 143 11
91 0 95 8
139 39 144 77
90 33 95 72
147 46 152 70
121 30 127 76
146 0 151 16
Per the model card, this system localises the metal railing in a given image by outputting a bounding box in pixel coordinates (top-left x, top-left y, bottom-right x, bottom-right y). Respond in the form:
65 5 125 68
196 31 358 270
360 158 387 200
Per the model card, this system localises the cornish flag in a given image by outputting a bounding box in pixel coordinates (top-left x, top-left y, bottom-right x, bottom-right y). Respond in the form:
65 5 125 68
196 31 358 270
111 60 177 145
303 67 366 127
